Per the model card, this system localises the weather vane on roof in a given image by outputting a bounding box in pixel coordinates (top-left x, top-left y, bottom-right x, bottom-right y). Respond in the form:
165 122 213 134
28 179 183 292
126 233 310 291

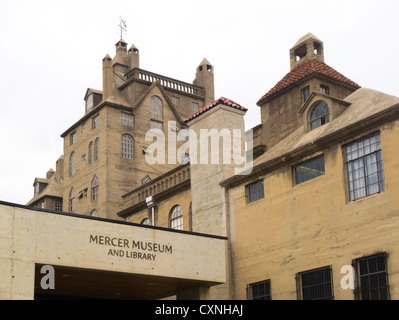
119 16 127 39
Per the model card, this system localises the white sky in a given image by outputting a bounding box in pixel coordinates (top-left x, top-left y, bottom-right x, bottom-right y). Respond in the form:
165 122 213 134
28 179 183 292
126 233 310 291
0 0 398 205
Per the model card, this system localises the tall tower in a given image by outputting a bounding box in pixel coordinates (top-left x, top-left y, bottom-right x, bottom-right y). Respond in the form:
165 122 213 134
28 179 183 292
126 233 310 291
193 58 215 105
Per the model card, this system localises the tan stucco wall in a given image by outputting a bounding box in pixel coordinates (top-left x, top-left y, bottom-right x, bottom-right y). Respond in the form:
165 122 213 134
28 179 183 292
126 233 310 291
229 120 399 299
0 204 226 300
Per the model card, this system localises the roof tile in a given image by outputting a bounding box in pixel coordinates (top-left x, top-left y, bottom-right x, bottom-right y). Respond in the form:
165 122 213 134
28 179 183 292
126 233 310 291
257 59 361 105
184 97 247 123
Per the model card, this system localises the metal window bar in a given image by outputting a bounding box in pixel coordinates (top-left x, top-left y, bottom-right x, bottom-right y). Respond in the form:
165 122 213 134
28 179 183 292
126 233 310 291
345 133 384 201
356 254 390 300
297 266 333 300
248 280 271 300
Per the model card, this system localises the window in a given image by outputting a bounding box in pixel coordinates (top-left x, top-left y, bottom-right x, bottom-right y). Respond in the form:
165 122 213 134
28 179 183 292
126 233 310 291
141 175 151 185
150 120 163 131
81 122 86 132
95 138 100 161
141 218 151 225
92 114 100 129
294 155 325 185
355 253 389 300
121 112 134 127
88 142 94 164
301 86 310 103
310 101 330 130
92 176 99 201
246 180 264 203
192 102 199 111
248 280 271 300
172 97 180 105
121 134 134 159
69 152 76 176
320 85 330 95
70 132 77 145
86 94 93 110
344 132 385 201
297 266 333 300
69 189 75 212
91 210 98 217
169 205 183 230
81 154 86 163
150 96 163 120
55 200 63 212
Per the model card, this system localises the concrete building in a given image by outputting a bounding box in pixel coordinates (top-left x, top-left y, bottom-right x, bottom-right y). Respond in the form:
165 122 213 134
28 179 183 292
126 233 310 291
1 33 399 300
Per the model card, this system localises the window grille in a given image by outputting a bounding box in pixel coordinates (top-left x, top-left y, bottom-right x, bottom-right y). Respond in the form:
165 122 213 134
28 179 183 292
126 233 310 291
294 155 325 185
297 266 333 300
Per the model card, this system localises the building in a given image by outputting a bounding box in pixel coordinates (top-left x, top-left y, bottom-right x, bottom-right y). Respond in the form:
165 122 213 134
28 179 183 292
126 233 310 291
1 33 399 300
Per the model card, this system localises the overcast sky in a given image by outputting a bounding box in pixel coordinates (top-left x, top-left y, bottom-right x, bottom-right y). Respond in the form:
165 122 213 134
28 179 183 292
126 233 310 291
0 0 398 205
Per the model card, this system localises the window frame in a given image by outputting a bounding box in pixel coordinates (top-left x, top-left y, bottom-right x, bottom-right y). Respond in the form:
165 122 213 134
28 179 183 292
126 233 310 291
91 176 99 201
92 114 100 129
121 134 134 159
246 180 264 204
69 152 76 176
169 205 183 230
309 101 330 130
296 266 334 300
293 154 325 185
354 253 390 300
301 86 310 103
150 96 163 120
344 132 385 202
247 280 271 300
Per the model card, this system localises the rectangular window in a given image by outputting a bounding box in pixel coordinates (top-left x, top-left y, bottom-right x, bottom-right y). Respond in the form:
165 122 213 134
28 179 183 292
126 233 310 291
294 155 325 185
55 200 63 212
248 280 271 300
121 112 134 127
192 102 199 111
92 115 100 129
320 85 330 95
150 120 163 131
355 253 389 300
301 86 310 103
297 266 333 300
246 180 264 203
70 132 77 145
172 97 180 105
344 132 384 201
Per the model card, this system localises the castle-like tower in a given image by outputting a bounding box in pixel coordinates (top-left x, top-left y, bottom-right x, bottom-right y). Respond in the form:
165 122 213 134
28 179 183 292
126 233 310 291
27 38 215 220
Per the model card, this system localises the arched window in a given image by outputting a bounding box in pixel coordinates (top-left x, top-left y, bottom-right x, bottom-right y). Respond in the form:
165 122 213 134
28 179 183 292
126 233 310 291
95 138 100 161
92 175 99 200
121 134 134 159
69 189 75 212
150 96 163 120
169 205 183 230
141 218 151 225
91 210 98 217
70 152 76 176
310 101 329 130
88 142 94 164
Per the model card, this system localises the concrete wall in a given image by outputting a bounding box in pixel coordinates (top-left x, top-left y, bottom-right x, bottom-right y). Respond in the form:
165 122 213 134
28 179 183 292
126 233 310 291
0 203 226 300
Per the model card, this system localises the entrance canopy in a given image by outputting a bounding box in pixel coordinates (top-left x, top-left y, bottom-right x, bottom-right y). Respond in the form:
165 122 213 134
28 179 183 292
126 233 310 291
0 202 227 300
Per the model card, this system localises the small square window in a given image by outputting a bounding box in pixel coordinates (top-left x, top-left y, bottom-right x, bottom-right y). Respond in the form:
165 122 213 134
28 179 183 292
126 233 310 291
121 112 134 127
172 97 180 105
320 85 330 95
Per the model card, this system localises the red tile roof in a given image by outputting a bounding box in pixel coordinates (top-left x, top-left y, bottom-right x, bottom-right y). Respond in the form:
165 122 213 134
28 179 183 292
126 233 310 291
184 97 247 123
257 59 361 105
